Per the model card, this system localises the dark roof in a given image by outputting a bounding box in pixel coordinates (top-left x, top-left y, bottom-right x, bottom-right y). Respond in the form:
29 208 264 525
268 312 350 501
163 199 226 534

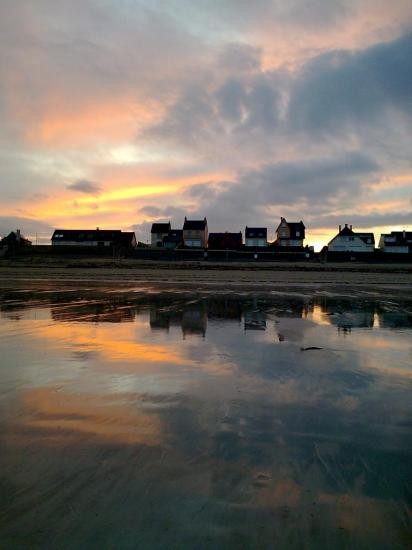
117 232 137 245
183 218 207 230
151 222 171 233
286 221 305 239
51 229 135 244
208 232 242 248
245 227 267 239
338 226 355 237
382 231 412 245
1 231 32 246
357 233 375 245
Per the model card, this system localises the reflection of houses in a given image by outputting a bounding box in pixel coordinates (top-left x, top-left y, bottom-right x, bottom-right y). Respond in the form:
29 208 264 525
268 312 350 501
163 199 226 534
183 217 208 248
208 232 242 250
244 310 266 331
51 303 137 323
275 218 305 247
182 306 207 336
379 231 412 253
245 227 267 247
328 224 374 252
51 229 137 248
150 306 172 330
151 222 171 247
377 311 412 328
207 298 242 321
330 311 374 329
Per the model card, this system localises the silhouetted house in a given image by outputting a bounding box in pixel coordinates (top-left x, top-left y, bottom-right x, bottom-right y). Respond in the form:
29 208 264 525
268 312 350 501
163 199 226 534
245 227 267 247
379 231 412 253
328 224 374 252
163 229 183 249
0 229 31 254
275 218 305 247
208 232 242 249
151 222 171 247
183 217 208 248
51 229 137 248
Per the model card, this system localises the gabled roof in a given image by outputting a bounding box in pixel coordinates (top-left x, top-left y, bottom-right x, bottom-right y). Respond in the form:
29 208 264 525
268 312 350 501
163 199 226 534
1 231 32 246
328 225 375 246
183 218 207 230
245 227 267 239
338 225 355 237
151 222 171 233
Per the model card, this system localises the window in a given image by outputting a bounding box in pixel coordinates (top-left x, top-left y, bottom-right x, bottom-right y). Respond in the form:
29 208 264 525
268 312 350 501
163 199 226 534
296 231 300 237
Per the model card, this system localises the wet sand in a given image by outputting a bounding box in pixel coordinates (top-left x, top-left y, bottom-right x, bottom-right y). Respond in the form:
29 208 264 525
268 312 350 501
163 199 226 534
1 262 412 289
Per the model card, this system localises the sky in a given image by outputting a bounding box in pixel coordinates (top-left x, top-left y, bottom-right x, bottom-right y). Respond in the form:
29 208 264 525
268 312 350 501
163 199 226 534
0 0 411 250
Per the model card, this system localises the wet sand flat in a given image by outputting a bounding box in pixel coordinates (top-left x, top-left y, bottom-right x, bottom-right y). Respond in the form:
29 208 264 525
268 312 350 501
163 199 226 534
0 277 411 548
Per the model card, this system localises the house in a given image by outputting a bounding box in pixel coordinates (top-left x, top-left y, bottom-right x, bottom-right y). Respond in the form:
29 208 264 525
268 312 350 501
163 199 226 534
275 218 305 247
163 229 183 249
51 229 137 248
245 227 267 247
379 231 412 253
150 222 171 247
328 224 374 252
183 217 208 248
208 232 242 249
0 230 32 248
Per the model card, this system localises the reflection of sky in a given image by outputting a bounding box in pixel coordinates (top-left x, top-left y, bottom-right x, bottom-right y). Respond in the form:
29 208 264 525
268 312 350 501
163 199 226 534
0 288 411 547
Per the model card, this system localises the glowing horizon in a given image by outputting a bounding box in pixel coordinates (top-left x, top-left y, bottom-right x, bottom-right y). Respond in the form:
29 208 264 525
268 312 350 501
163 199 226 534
0 1 411 251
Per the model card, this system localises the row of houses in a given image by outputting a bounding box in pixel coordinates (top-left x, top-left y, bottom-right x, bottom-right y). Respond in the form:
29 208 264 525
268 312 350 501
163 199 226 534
1 222 411 254
151 217 306 249
327 224 412 253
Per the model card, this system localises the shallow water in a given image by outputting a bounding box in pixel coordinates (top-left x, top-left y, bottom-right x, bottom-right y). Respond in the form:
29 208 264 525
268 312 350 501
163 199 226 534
0 282 411 548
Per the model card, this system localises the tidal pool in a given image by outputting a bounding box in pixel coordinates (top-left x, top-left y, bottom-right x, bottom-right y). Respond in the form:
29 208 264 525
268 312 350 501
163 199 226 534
0 281 411 548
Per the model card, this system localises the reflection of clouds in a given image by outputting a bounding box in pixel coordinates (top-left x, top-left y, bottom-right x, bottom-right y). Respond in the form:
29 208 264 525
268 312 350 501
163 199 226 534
11 387 162 446
1 289 412 547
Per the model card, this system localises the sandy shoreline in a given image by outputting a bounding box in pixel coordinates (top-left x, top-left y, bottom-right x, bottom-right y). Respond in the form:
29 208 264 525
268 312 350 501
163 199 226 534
1 261 412 290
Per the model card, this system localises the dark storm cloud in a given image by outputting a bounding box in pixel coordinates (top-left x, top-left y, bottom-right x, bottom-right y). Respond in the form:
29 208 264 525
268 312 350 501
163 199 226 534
145 30 412 158
67 180 102 194
179 152 380 232
289 31 412 134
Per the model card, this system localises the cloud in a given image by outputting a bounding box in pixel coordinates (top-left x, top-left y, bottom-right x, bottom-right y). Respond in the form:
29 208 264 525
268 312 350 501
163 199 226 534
0 216 53 241
67 180 102 194
288 31 412 135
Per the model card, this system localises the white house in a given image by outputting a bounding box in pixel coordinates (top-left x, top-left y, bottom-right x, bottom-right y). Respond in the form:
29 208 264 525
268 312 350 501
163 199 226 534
328 224 374 252
379 231 412 253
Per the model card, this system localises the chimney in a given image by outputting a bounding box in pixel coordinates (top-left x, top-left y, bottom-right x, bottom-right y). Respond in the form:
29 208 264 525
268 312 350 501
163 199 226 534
350 225 352 230
184 216 187 221
96 227 99 231
16 229 21 243
403 229 406 239
339 225 341 232
344 223 348 228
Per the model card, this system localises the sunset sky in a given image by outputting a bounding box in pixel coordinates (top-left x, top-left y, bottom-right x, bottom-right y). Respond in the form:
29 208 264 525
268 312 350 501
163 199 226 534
0 1 411 249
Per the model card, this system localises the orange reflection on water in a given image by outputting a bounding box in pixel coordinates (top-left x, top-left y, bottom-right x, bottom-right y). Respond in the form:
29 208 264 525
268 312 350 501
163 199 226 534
37 321 192 367
13 387 162 447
